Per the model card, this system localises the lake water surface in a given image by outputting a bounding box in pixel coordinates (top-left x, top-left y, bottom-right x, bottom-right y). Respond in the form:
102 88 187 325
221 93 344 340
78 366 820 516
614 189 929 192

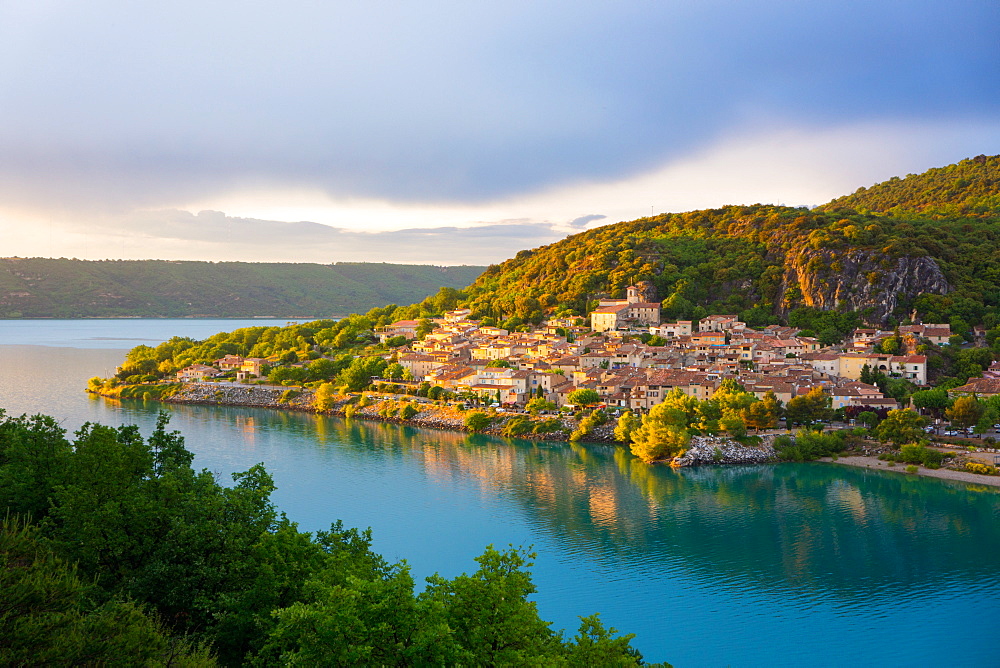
1 320 999 667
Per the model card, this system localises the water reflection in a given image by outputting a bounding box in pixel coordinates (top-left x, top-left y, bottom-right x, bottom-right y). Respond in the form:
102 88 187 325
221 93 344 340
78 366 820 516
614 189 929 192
120 402 1000 606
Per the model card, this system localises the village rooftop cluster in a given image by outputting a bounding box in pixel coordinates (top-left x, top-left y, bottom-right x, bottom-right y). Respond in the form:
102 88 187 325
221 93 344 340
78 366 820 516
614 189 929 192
173 286 971 414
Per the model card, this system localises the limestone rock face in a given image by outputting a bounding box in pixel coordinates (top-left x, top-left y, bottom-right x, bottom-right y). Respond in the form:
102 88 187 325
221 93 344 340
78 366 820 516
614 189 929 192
778 249 951 324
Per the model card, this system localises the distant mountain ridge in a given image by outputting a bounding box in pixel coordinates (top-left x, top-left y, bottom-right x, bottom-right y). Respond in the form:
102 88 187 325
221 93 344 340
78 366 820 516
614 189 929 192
460 155 1000 328
0 260 485 318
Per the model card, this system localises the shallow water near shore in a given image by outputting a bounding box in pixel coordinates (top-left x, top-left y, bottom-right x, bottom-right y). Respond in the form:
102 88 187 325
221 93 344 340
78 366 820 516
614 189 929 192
2 321 1000 667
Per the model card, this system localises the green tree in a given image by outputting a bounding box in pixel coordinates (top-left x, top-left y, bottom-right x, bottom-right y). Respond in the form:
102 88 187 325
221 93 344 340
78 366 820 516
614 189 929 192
784 387 833 428
306 357 340 381
856 411 879 429
629 422 690 464
314 383 338 412
526 397 556 416
421 546 562 665
875 409 927 445
910 388 950 418
416 318 437 340
567 389 601 407
745 391 780 431
0 413 72 521
613 411 642 443
0 516 214 667
337 357 388 392
464 412 492 432
563 614 651 667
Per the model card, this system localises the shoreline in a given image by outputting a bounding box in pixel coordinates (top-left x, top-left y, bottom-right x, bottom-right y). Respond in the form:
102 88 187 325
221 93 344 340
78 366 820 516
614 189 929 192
819 454 1000 488
100 382 607 443
95 382 1000 487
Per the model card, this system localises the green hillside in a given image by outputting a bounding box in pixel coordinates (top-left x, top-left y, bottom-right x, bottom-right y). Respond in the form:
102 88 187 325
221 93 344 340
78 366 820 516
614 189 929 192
823 154 1000 217
459 155 1000 330
0 260 484 318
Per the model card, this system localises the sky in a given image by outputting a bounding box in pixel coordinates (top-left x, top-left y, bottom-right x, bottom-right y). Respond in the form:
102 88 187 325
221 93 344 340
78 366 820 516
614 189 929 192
1 1 998 266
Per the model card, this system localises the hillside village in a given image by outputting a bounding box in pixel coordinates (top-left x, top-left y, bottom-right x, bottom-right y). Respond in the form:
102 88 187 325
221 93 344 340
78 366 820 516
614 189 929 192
174 285 966 417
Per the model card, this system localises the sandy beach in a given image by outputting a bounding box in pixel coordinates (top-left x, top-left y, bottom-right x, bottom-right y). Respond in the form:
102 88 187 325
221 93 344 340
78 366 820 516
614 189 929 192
821 454 1000 488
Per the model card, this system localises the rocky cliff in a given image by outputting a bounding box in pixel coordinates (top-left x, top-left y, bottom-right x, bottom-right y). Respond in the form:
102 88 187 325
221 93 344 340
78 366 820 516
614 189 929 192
778 249 952 324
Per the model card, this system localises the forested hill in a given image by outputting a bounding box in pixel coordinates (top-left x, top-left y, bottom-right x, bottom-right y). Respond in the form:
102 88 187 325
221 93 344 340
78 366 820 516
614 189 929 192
0 259 484 318
460 155 1000 329
822 154 1000 217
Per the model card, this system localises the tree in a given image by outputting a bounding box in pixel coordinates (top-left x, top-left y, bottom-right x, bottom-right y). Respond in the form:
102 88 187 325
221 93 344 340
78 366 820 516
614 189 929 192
526 397 556 416
384 335 408 347
874 409 927 445
613 411 641 443
784 387 833 427
563 614 648 667
464 412 492 432
337 357 388 392
416 319 437 340
745 391 780 431
567 389 600 407
856 411 879 429
0 413 72 521
420 546 562 666
307 357 341 380
719 415 747 438
946 395 983 430
0 516 214 666
314 383 338 412
910 388 950 418
629 422 690 464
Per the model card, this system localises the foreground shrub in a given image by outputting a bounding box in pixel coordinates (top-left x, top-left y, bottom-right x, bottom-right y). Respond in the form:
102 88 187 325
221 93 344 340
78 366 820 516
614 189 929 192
464 412 492 432
774 430 846 461
501 415 533 438
898 444 945 468
532 418 563 434
965 461 1000 476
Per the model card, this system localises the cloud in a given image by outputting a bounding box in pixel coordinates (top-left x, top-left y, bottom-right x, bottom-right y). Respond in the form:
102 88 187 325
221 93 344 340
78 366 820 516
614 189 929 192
35 209 566 265
5 115 1000 266
0 0 996 217
569 215 606 229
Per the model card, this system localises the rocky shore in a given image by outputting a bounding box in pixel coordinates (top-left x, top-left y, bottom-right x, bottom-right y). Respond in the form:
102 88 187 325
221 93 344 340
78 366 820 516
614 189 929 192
672 435 778 467
158 382 580 440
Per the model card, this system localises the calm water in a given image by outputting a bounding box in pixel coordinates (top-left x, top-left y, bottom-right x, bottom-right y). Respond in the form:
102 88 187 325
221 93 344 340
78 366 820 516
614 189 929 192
2 320 999 667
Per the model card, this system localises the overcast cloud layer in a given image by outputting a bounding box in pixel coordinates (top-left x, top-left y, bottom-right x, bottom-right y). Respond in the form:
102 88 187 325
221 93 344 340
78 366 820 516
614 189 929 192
0 1 997 264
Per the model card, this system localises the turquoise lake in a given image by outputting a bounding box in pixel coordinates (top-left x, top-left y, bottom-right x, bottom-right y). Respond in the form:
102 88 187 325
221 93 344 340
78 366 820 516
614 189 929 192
1 320 999 667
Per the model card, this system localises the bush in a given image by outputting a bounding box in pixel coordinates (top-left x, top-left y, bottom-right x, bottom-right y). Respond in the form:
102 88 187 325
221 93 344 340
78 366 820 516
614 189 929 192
570 415 597 441
279 389 300 403
905 465 919 474
398 403 418 420
464 412 492 432
532 418 563 434
897 444 945 467
501 416 533 438
343 404 358 419
965 461 1000 476
774 430 845 461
